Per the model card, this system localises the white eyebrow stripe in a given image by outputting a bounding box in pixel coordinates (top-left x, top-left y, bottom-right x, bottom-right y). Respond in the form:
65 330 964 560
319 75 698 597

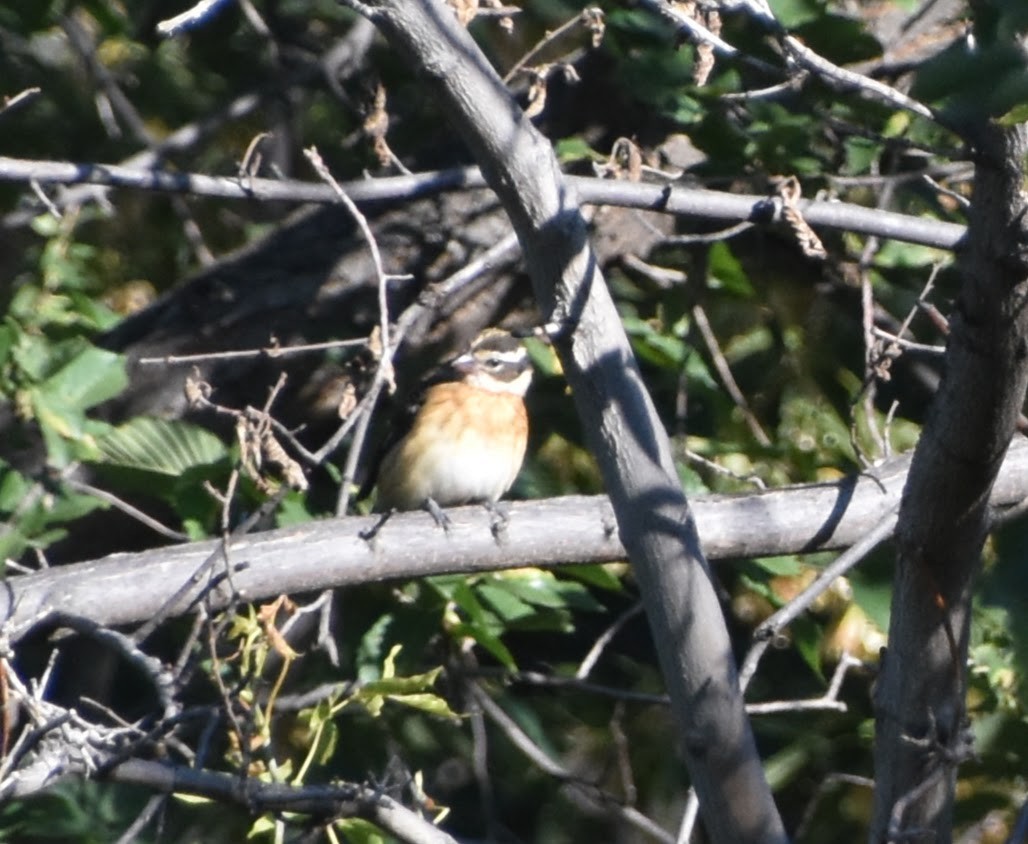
476 349 526 364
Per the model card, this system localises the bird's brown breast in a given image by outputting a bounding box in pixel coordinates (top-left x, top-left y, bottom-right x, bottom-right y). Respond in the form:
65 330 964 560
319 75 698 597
374 382 528 511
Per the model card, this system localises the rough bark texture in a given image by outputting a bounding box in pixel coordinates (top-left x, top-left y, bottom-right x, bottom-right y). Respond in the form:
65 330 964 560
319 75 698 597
870 123 1028 841
350 2 787 841
7 438 1028 645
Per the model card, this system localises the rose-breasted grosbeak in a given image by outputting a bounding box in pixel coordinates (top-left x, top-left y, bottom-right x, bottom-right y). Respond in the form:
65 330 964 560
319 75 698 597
372 328 532 513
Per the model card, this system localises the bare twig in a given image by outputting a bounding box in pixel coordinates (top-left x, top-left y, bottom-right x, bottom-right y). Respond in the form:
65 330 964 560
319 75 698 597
782 36 938 123
156 0 234 36
635 0 777 75
869 327 945 355
692 304 771 446
303 147 401 508
109 758 459 843
576 602 644 680
793 773 875 841
139 336 370 366
502 7 604 84
469 682 676 844
61 476 190 542
745 652 861 714
0 87 42 119
113 794 167 844
662 220 754 244
488 667 860 716
60 15 215 265
753 506 899 643
28 180 61 219
683 449 767 490
128 486 287 645
639 0 940 125
676 793 700 844
304 147 394 367
0 157 969 250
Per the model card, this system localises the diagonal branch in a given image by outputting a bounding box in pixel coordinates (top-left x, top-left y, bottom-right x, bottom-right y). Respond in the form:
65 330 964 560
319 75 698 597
339 4 787 839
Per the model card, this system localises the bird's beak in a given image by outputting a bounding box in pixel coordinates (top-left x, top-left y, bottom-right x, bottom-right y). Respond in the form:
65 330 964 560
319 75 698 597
451 353 476 374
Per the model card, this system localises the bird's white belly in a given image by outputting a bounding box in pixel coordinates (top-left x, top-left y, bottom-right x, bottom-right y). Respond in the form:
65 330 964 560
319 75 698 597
415 437 514 503
410 432 518 506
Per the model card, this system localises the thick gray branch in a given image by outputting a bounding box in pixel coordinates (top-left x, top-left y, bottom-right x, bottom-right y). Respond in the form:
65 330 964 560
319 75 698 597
346 3 786 840
0 156 966 250
5 438 1028 643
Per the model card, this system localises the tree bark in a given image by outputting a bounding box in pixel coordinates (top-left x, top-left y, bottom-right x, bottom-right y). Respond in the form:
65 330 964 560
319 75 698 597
7 437 1028 644
6 415 1028 835
346 2 789 841
870 120 1028 841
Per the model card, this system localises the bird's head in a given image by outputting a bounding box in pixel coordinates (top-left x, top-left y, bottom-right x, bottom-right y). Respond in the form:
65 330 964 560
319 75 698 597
451 328 532 397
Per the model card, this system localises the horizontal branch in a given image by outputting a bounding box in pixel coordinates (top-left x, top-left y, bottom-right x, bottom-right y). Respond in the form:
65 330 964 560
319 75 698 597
0 155 965 249
107 759 458 844
5 437 1028 640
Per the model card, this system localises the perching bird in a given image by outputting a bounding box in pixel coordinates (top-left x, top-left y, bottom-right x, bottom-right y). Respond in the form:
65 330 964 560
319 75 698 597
372 328 532 514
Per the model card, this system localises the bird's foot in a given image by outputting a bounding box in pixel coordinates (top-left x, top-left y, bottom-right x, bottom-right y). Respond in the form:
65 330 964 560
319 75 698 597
424 497 453 533
359 510 394 542
485 500 510 545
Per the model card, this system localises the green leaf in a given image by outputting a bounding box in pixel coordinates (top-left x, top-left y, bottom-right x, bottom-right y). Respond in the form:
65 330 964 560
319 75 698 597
623 316 687 368
0 464 30 511
561 564 624 592
0 525 30 564
333 818 387 844
36 346 128 411
357 614 395 682
498 570 574 608
873 240 951 269
10 330 60 382
763 742 811 791
791 615 825 681
449 621 517 670
843 136 881 176
749 555 806 577
361 670 443 698
308 704 340 767
352 649 459 719
173 793 214 806
95 417 227 475
998 101 1028 126
550 578 606 613
554 136 601 163
708 242 754 297
848 571 892 632
30 395 116 465
477 582 537 622
274 490 316 527
381 692 459 719
247 814 277 838
449 580 503 634
768 0 822 28
523 337 562 377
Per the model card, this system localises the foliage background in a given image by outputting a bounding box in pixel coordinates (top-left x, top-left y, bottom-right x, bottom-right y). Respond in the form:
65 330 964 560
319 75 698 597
0 0 1026 841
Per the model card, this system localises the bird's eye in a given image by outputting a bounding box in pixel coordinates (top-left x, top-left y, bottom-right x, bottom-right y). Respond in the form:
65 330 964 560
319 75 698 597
484 356 503 369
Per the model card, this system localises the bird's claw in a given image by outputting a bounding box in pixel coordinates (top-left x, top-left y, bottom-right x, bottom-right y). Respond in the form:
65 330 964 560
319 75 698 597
486 500 510 544
424 497 453 533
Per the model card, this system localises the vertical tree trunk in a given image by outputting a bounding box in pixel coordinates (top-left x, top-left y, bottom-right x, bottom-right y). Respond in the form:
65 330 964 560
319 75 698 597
347 1 787 841
870 120 1028 841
